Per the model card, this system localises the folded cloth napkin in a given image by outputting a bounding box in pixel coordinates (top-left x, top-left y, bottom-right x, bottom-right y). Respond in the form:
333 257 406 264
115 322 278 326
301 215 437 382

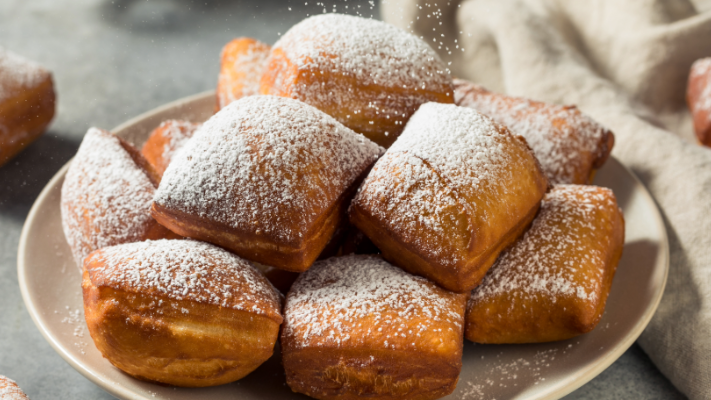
382 0 711 398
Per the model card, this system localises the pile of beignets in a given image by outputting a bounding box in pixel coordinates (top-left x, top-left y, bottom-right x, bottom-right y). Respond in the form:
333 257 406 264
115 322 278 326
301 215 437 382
60 13 624 400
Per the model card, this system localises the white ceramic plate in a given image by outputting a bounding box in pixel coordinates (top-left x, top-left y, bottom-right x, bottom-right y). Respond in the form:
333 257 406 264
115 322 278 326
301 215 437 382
18 92 669 400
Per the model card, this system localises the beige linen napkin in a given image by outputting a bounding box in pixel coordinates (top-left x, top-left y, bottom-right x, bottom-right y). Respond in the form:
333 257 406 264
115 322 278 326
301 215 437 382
382 0 711 398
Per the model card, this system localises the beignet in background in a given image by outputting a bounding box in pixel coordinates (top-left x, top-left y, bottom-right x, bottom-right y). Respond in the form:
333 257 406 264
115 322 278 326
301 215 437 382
152 95 383 272
454 79 614 184
260 14 454 148
82 240 283 387
282 255 468 400
216 37 270 111
465 185 624 344
687 57 711 146
350 102 548 293
61 128 176 268
0 375 30 400
0 47 56 167
141 119 202 177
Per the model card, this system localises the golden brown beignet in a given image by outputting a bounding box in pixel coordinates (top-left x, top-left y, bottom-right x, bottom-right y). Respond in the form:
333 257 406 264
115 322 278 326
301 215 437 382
687 58 711 146
282 255 468 400
216 37 271 111
260 14 454 148
61 128 177 268
141 119 201 176
454 79 614 184
152 95 384 272
0 375 30 400
465 185 624 344
350 102 548 293
0 48 56 167
83 240 283 387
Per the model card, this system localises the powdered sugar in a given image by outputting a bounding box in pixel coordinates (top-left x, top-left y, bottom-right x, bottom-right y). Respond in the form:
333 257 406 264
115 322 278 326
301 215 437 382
155 95 383 244
352 151 469 266
0 376 28 400
267 14 452 137
389 102 515 194
153 120 201 172
217 39 270 109
283 254 465 349
454 80 610 184
275 14 450 92
86 239 282 320
61 128 157 267
0 47 48 103
469 185 618 308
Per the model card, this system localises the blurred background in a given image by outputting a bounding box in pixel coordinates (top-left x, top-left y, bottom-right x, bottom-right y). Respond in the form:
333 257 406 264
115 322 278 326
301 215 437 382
0 0 688 399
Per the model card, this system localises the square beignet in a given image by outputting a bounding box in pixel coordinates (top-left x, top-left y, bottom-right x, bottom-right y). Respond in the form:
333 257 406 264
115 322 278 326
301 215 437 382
282 255 468 400
82 239 283 387
61 128 177 268
687 57 711 146
216 37 271 111
465 185 625 344
454 79 614 184
0 47 56 167
152 95 384 272
260 14 454 148
350 102 548 293
141 119 202 177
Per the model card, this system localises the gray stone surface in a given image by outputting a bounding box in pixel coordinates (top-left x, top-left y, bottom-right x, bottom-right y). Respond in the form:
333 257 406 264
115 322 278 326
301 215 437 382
0 0 687 399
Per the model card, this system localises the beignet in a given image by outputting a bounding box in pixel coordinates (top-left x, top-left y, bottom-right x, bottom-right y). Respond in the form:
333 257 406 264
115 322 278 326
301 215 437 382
0 48 56 167
282 255 468 400
0 375 30 400
687 57 711 146
216 37 271 111
82 239 283 387
465 185 624 344
454 79 614 184
260 14 454 148
61 128 177 268
141 119 201 176
152 95 384 272
350 102 548 293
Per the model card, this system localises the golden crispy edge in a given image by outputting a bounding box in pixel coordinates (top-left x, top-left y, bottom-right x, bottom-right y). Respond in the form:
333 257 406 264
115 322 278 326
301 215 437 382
152 183 353 272
282 348 461 400
350 194 539 293
83 268 281 387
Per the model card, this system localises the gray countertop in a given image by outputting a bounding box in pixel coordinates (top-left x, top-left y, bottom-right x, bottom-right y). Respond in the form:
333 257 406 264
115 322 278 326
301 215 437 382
0 1 687 399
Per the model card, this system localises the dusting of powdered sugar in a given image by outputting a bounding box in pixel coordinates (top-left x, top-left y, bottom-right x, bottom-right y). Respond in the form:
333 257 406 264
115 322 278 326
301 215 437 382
0 376 29 400
61 128 157 267
283 254 465 349
266 14 452 134
353 102 541 264
275 14 450 91
454 79 610 184
86 240 282 320
0 47 48 103
155 95 383 244
352 151 469 266
147 119 201 174
389 102 518 195
469 185 618 309
690 58 711 125
217 39 270 109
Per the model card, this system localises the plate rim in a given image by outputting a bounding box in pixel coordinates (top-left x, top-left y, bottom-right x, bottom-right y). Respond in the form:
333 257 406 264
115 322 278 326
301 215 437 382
17 91 670 400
